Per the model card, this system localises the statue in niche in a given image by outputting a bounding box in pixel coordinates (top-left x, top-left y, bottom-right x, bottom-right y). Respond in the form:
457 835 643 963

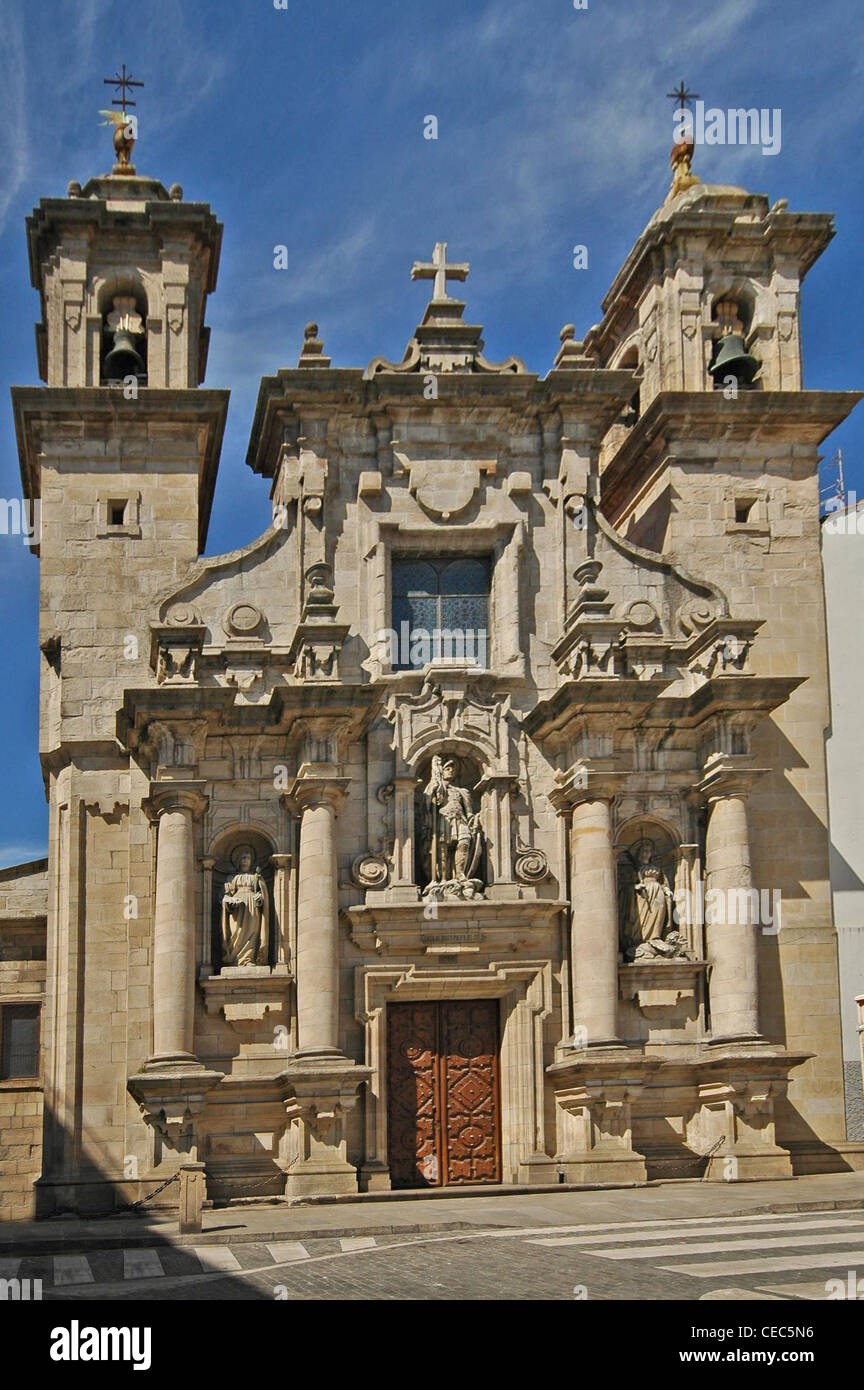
220 846 270 968
422 756 484 900
619 846 693 962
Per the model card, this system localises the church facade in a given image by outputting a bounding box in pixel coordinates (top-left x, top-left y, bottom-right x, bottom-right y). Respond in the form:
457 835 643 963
2 127 863 1219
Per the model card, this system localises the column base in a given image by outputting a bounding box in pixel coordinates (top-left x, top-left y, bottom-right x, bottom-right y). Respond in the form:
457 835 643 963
516 1153 559 1185
359 1160 392 1193
558 1152 648 1185
703 1146 794 1183
279 1054 372 1201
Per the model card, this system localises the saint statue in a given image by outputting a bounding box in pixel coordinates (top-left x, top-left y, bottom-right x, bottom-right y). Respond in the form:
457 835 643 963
220 848 270 968
620 851 691 961
422 756 484 898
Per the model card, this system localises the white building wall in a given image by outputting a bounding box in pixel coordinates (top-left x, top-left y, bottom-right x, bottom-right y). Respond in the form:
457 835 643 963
822 497 864 1138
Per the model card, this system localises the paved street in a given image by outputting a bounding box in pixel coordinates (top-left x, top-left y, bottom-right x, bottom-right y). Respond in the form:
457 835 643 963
4 1174 864 1302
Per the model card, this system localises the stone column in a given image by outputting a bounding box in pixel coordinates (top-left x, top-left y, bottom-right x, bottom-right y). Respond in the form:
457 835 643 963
128 783 222 1159
568 797 621 1047
703 779 761 1042
279 772 372 1196
293 779 347 1058
149 786 208 1064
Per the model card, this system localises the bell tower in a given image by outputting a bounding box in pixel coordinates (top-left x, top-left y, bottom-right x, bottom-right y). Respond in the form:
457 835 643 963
11 86 229 1214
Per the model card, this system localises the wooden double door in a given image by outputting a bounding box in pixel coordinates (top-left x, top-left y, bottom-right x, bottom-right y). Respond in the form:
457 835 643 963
387 999 501 1188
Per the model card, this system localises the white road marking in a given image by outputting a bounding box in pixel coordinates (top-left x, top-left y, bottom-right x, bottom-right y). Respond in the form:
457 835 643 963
193 1246 242 1271
529 1215 864 1248
577 1230 864 1261
53 1255 94 1285
757 1281 848 1300
266 1242 310 1263
658 1249 864 1278
123 1248 165 1279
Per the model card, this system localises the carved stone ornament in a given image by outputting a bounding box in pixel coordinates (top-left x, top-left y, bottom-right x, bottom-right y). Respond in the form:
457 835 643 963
513 844 550 883
396 452 496 521
351 852 390 889
223 602 264 638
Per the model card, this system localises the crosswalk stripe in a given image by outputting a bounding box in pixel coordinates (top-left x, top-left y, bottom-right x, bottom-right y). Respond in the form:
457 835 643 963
339 1236 377 1251
579 1230 864 1261
529 1216 864 1249
53 1255 94 1285
757 1281 849 1300
0 1259 21 1279
266 1242 311 1264
192 1246 242 1272
659 1249 864 1278
491 1211 863 1240
123 1248 164 1280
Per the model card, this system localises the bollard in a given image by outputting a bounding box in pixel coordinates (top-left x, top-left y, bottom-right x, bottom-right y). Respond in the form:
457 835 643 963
178 1161 206 1234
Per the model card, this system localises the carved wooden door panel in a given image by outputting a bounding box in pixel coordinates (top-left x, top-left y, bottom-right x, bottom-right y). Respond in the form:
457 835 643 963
387 999 501 1188
440 1000 501 1185
387 1002 440 1188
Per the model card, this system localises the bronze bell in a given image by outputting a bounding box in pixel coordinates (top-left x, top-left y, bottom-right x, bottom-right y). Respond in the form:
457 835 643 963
102 295 146 382
103 328 145 381
709 332 759 388
709 298 759 389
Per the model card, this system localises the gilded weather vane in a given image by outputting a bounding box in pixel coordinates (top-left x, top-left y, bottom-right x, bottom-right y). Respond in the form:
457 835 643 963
99 64 144 176
665 79 701 203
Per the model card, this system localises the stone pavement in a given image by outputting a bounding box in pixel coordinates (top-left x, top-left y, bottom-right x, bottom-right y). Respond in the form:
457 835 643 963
2 1170 862 1256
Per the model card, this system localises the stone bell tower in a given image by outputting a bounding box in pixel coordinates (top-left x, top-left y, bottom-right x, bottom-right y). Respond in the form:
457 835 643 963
12 97 228 1213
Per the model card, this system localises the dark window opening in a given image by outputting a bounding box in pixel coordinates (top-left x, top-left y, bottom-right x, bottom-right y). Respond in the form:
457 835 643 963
391 556 491 671
1 1003 40 1079
735 500 754 524
108 500 127 527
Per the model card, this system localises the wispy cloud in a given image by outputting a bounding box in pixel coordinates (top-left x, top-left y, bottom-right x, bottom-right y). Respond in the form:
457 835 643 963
0 9 30 236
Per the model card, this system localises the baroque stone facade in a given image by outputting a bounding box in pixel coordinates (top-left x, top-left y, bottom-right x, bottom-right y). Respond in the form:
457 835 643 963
4 143 864 1217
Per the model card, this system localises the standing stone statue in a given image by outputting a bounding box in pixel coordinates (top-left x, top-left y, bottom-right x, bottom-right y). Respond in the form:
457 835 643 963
620 854 691 961
220 848 270 967
422 756 483 898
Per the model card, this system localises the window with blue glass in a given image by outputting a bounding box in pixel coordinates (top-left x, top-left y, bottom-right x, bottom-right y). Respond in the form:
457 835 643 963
391 556 491 670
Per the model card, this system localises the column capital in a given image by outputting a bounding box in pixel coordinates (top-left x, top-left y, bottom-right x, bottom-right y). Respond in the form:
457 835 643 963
694 757 769 802
282 774 350 815
551 762 625 811
143 780 209 824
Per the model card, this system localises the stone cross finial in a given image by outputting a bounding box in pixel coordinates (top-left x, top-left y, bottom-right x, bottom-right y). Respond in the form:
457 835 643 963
410 241 469 302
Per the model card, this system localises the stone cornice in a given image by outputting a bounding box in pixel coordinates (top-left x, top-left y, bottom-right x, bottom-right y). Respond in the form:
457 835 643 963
246 368 636 480
12 386 229 553
600 389 862 524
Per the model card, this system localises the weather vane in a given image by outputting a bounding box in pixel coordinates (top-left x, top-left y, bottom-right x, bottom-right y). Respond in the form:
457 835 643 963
99 65 144 177
664 80 701 204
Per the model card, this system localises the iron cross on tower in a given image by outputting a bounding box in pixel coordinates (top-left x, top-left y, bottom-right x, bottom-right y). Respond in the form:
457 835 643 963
411 242 470 302
103 63 144 114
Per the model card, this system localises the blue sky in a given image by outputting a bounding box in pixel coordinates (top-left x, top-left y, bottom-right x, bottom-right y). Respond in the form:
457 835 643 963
1 0 862 867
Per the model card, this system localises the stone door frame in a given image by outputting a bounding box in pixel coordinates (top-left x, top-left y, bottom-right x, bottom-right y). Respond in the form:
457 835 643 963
355 959 553 1187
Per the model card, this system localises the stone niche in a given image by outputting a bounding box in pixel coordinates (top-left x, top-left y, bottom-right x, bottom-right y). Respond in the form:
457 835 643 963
199 829 292 1056
614 817 707 1043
